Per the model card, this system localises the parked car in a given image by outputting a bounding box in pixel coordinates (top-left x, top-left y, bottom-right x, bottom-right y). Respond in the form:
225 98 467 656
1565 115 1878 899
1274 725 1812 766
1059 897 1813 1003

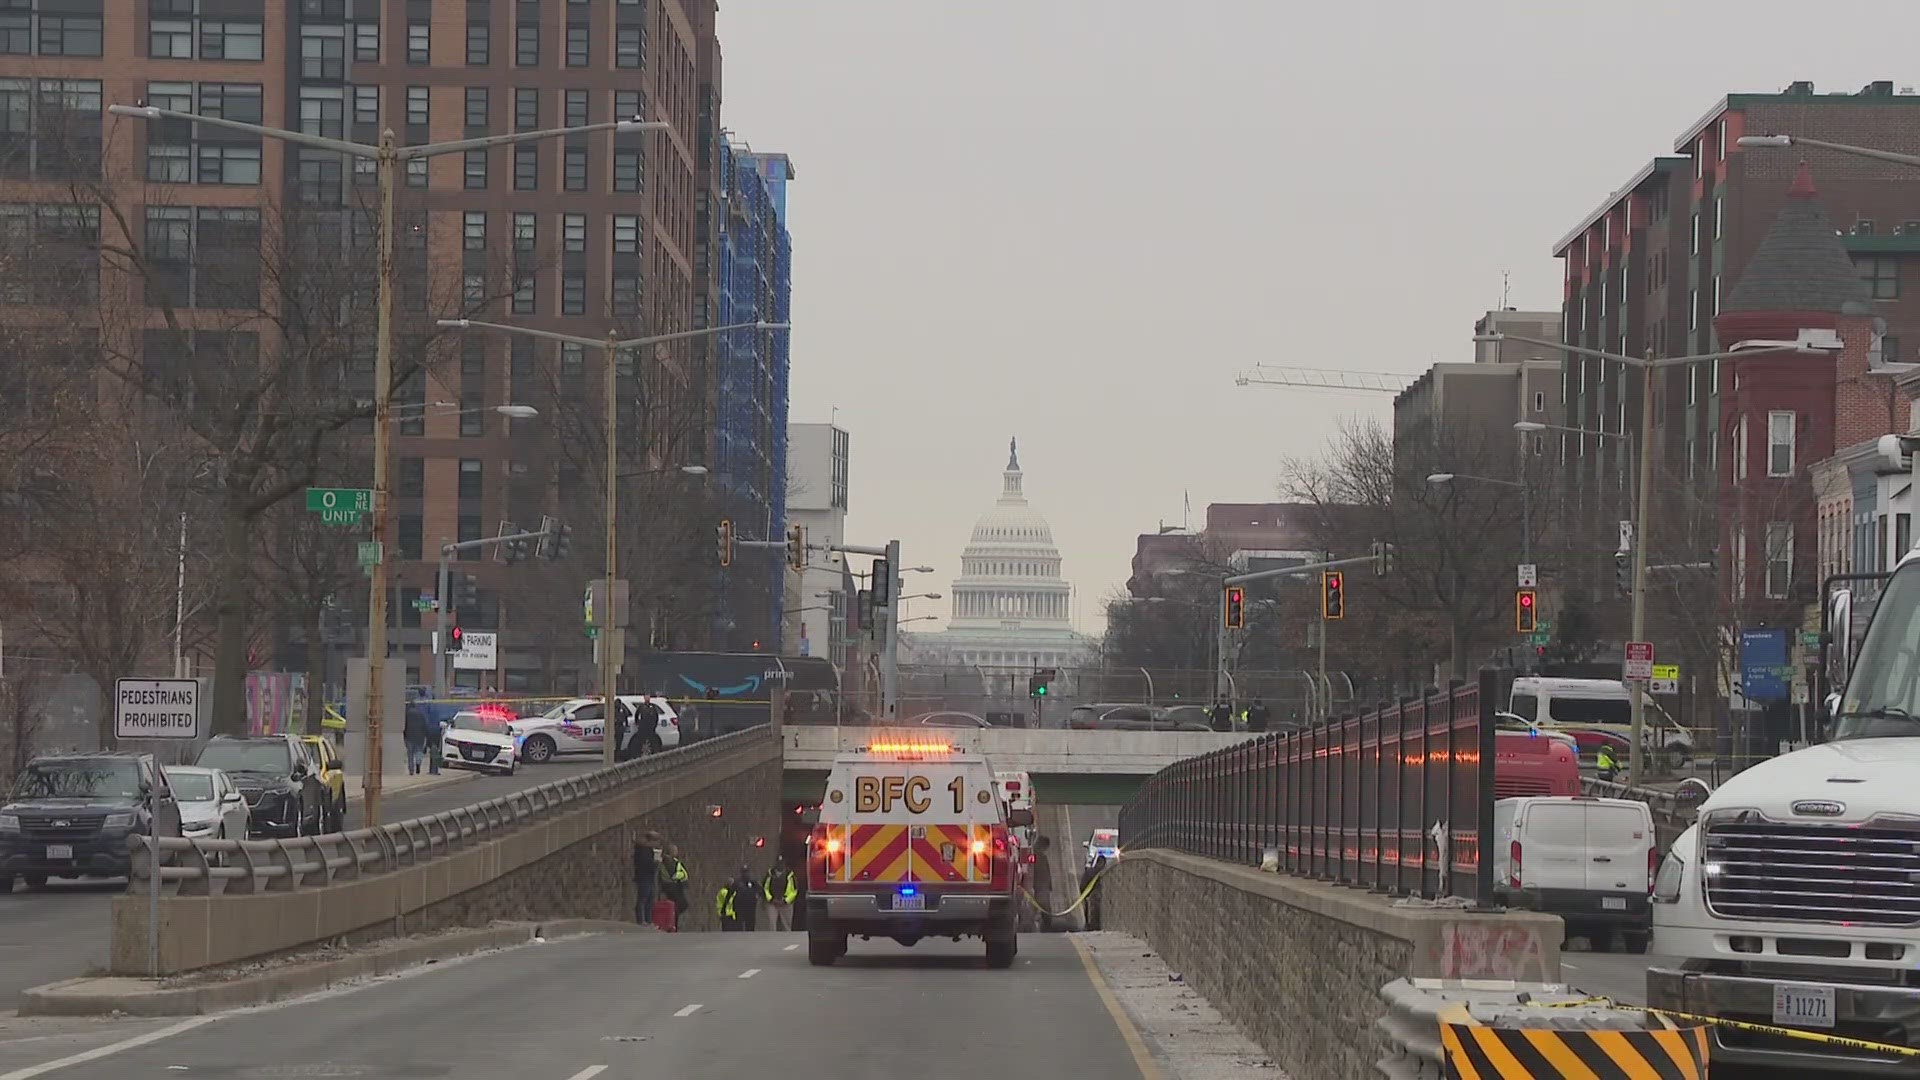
194 735 328 838
163 766 252 844
508 696 680 763
1 752 183 891
1068 703 1156 730
905 711 993 729
297 735 347 831
442 713 518 776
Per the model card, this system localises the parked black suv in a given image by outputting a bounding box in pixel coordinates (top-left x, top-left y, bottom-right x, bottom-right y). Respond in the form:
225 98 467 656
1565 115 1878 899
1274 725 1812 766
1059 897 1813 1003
1 752 184 892
194 735 326 838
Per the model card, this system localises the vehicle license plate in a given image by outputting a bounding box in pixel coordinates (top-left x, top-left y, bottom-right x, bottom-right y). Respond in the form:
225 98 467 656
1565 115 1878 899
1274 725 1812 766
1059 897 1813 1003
1772 984 1835 1029
893 893 925 912
1602 896 1627 911
45 845 72 860
465 746 486 759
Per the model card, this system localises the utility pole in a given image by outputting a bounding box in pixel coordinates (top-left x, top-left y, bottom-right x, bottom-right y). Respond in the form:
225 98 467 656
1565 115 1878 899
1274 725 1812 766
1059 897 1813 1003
602 329 620 767
363 128 397 828
1627 355 1657 785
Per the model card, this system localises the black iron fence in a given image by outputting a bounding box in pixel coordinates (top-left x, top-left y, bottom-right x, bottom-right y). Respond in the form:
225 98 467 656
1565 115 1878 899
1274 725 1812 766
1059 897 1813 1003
1118 671 1496 902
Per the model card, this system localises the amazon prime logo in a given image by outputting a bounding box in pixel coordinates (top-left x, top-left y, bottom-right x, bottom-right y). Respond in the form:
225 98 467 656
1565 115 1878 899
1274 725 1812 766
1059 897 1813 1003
1791 799 1846 817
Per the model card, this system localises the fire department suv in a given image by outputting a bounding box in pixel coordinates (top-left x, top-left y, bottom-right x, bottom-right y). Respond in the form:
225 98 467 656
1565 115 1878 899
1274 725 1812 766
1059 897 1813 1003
807 737 1033 968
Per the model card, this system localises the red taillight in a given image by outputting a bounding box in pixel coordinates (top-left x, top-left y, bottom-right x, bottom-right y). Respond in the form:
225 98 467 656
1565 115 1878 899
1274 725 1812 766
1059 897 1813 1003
668 715 679 727
1649 846 1659 895
1510 840 1522 888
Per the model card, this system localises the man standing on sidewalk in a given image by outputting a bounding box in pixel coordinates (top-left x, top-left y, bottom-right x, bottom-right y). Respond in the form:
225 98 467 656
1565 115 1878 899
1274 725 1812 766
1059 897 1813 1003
762 856 797 931
632 829 661 926
403 703 430 775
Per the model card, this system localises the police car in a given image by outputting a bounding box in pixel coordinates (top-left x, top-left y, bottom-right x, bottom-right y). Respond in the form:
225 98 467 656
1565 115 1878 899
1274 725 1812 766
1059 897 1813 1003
1085 828 1120 867
806 734 1031 968
506 696 680 764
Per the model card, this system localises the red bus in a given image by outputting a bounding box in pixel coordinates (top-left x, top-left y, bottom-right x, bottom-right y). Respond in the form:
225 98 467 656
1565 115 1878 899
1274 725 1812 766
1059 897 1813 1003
1493 730 1579 797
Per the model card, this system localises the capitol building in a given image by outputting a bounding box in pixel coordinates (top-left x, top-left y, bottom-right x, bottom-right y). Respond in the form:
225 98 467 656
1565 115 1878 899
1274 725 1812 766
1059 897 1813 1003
909 439 1094 671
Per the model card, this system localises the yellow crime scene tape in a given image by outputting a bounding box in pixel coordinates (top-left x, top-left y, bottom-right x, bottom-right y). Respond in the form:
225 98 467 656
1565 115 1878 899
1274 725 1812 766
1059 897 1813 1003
1019 844 1128 919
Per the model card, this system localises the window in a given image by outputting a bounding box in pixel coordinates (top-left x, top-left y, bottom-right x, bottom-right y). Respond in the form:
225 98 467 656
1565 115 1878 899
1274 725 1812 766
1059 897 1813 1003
1768 411 1795 476
565 23 588 66
201 21 262 61
466 22 490 65
563 213 586 252
399 458 425 498
457 514 483 557
1883 334 1902 366
1901 514 1914 563
464 149 488 189
463 271 486 304
1688 287 1698 334
565 89 588 128
1765 522 1794 599
1687 362 1698 406
407 21 429 64
196 143 260 184
147 143 190 182
151 19 193 58
1733 414 1747 481
514 88 538 130
398 515 423 561
614 90 640 123
201 82 264 125
298 87 344 138
514 144 537 190
406 157 427 188
353 22 378 62
1711 274 1720 316
1858 257 1899 300
612 214 639 253
613 148 640 192
406 87 429 127
515 23 538 66
616 26 641 68
512 273 534 314
352 85 379 124
513 212 535 251
1713 196 1723 240
463 211 487 251
563 146 587 191
40 16 102 57
561 274 584 314
300 27 345 79
0 12 26 55
464 87 488 129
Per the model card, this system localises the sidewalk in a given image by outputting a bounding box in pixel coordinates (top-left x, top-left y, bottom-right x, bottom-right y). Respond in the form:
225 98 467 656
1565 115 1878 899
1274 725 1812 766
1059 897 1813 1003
343 770 476 804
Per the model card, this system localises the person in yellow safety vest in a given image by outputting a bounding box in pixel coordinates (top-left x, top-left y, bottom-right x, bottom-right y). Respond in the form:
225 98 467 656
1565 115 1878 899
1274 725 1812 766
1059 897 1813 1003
660 844 691 922
716 873 745 931
1595 744 1618 782
762 856 798 931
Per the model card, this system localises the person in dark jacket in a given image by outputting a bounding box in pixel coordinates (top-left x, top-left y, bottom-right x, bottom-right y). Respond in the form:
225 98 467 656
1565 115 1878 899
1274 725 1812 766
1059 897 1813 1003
732 865 761 931
762 857 797 931
403 703 430 775
1208 698 1233 732
660 843 690 921
1247 699 1271 733
632 829 661 925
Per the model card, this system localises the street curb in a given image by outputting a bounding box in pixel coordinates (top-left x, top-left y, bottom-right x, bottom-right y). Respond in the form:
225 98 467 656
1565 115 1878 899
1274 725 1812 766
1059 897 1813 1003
344 770 480 806
18 919 647 1017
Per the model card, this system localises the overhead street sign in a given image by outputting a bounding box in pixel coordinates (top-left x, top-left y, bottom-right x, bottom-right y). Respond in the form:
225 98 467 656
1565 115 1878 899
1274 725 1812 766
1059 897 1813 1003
1624 640 1655 682
114 678 202 740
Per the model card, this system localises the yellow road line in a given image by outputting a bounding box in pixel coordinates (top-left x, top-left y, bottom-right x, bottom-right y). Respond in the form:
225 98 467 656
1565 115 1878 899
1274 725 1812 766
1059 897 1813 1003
1069 934 1164 1080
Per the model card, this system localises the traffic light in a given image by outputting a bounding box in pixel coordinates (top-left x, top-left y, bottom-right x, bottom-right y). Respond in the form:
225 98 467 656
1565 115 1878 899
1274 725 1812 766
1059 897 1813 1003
1321 571 1344 620
871 557 891 607
1223 585 1245 629
1028 668 1057 697
496 520 520 564
786 523 806 571
447 624 465 653
536 515 560 559
1614 550 1631 598
1372 540 1394 576
456 572 479 613
554 523 573 560
1515 589 1537 633
716 518 734 567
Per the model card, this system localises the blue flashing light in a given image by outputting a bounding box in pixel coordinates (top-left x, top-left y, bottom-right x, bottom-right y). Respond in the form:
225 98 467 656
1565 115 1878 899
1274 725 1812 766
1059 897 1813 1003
898 885 918 897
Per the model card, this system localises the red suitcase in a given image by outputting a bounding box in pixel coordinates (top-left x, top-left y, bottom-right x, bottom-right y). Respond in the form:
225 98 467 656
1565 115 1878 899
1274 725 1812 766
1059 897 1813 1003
651 898 678 933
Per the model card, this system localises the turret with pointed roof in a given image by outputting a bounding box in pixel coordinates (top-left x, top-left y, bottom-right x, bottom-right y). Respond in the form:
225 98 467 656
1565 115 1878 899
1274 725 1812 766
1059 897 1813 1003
1720 162 1872 330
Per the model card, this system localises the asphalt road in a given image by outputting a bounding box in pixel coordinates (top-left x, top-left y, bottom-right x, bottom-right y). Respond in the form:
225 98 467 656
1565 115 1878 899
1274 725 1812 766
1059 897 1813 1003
1561 949 1670 1006
4 932 1157 1080
0 761 602 1007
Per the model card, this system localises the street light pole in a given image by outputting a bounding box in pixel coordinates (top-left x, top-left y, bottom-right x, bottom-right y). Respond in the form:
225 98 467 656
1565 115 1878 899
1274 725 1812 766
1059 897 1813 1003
107 103 665 825
1480 330 1840 783
437 318 788 761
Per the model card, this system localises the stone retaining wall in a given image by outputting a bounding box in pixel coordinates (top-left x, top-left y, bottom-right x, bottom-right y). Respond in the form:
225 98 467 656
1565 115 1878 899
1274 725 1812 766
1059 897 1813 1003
1100 849 1562 1080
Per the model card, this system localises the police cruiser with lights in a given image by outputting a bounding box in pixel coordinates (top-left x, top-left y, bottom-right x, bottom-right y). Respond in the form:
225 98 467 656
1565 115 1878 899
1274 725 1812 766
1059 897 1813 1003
1650 430 1920 1073
806 735 1030 968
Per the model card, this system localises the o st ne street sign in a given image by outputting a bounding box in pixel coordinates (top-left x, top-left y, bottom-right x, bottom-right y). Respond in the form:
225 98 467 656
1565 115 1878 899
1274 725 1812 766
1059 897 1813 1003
114 678 202 740
306 488 372 527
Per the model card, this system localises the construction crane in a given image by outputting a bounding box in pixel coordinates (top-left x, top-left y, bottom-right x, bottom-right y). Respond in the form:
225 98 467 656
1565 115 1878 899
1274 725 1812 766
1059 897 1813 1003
1234 365 1417 394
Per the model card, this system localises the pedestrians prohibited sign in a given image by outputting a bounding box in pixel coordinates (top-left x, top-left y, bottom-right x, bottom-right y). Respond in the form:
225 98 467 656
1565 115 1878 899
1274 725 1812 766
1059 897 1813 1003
114 678 202 740
1624 641 1655 682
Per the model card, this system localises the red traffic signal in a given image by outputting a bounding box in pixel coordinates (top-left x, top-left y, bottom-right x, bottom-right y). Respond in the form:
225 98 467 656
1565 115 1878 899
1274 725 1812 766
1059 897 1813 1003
1515 589 1537 633
1322 571 1344 621
447 625 465 652
1223 586 1246 629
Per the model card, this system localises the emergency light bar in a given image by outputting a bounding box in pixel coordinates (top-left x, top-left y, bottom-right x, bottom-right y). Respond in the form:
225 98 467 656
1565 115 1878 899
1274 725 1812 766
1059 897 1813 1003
859 739 958 757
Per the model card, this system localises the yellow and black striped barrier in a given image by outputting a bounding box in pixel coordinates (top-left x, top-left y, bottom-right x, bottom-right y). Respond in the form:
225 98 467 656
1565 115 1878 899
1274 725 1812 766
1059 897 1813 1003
1439 1002 1708 1079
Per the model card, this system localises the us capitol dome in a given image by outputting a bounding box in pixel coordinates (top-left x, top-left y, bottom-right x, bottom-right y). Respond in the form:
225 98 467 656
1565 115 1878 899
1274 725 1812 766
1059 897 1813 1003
910 438 1093 671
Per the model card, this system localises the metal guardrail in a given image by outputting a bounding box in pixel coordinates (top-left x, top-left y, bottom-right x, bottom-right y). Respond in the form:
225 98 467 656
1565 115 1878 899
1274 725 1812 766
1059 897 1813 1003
1119 672 1497 903
1580 776 1697 848
129 725 772 897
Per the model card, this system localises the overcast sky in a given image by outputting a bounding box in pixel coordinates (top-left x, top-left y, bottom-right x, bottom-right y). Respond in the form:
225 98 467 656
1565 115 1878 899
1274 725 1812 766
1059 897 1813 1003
715 0 1916 632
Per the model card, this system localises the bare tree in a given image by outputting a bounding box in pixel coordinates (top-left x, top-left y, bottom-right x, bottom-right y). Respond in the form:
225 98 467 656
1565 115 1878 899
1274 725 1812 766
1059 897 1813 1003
0 668 48 779
1283 419 1535 680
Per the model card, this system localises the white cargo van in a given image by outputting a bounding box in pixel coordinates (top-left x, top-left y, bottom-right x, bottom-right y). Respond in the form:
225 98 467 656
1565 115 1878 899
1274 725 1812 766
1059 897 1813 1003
1494 795 1656 953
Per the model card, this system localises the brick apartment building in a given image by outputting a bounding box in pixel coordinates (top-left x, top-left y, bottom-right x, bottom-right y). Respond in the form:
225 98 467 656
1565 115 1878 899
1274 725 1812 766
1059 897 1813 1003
0 1 785 698
1551 80 1920 621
